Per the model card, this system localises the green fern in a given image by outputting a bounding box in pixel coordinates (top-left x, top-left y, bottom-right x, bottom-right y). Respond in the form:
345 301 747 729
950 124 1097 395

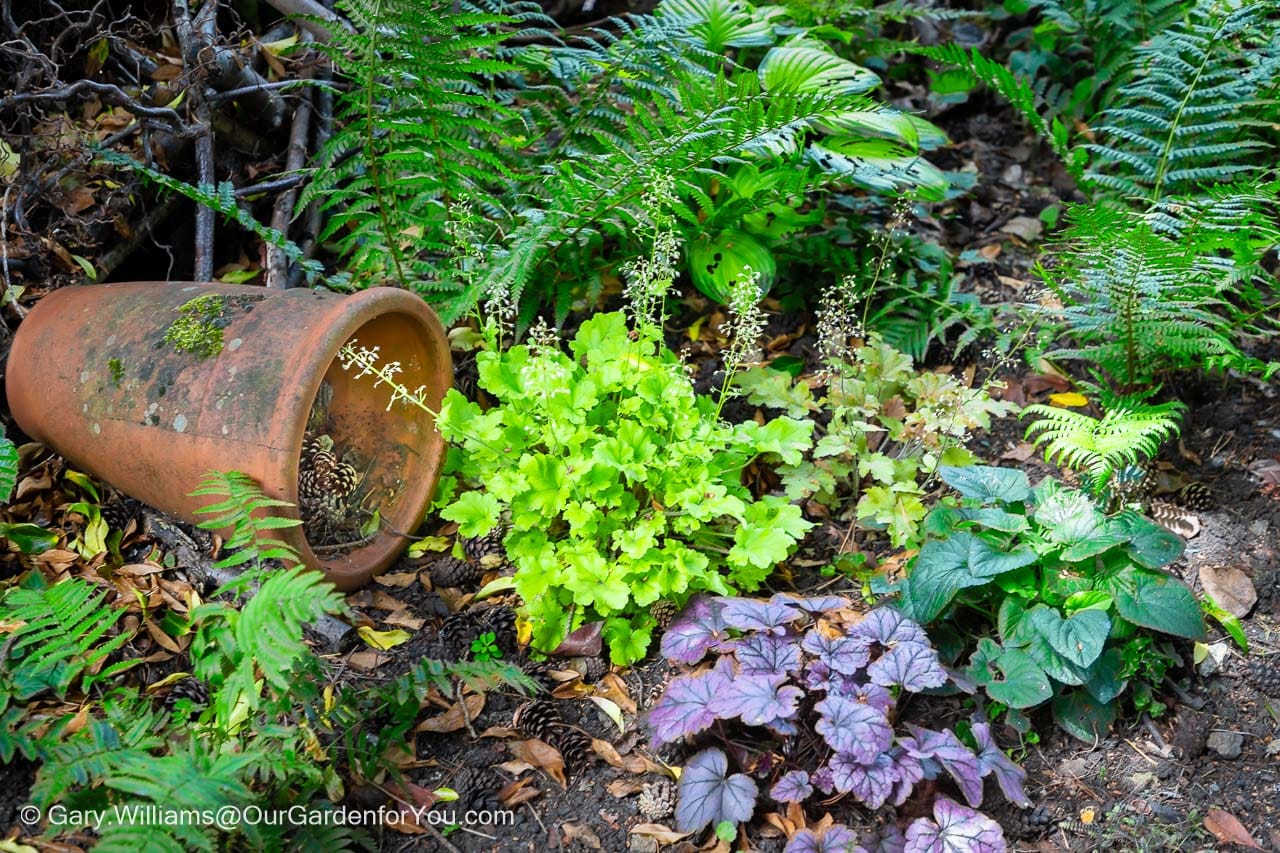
1084 2 1280 201
1022 401 1184 488
189 471 304 569
0 425 17 503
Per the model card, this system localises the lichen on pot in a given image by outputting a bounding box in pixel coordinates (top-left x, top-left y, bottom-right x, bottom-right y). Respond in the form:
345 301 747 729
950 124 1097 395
161 293 265 358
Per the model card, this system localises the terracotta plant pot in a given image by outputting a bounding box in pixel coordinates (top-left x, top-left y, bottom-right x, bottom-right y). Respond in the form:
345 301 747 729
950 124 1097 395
5 282 451 590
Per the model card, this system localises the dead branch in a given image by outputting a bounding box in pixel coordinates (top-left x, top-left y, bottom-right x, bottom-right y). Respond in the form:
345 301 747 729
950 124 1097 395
0 80 187 128
200 44 288 130
260 0 352 43
266 38 315 288
173 0 218 281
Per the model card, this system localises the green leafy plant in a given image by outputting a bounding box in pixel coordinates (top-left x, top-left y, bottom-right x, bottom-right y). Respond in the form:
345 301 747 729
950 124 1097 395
736 335 1015 547
470 631 502 662
898 465 1206 740
0 427 55 554
431 311 813 664
1022 399 1184 497
189 471 304 570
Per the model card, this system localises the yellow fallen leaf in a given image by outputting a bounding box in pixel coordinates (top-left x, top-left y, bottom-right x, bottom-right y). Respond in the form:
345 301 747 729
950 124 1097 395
476 576 516 600
358 626 411 650
1080 807 1096 825
589 696 625 735
1049 392 1089 407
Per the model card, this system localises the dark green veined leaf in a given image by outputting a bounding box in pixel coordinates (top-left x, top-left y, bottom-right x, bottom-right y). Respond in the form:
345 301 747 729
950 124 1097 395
1101 567 1206 640
939 465 1031 504
1114 511 1185 568
1025 605 1109 668
899 532 1037 623
687 229 776 304
1053 689 1116 742
0 522 58 554
758 45 879 96
1083 648 1127 704
807 139 948 200
968 638 1052 709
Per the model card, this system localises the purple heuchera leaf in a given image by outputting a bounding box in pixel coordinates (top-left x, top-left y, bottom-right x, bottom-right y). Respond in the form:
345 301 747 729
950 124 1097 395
802 631 872 675
709 673 804 728
889 746 925 806
972 722 1029 807
904 797 1006 853
772 593 853 615
719 596 804 634
661 596 733 663
826 678 894 714
770 770 813 804
648 664 731 747
829 752 897 809
814 696 892 763
675 748 758 833
867 825 907 853
736 633 803 676
867 641 948 691
805 661 835 691
784 825 867 853
811 766 835 795
902 725 985 807
851 609 930 647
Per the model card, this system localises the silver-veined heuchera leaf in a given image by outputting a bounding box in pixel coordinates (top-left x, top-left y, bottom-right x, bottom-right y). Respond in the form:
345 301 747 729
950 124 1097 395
829 751 898 808
736 633 803 676
661 596 732 663
904 797 1006 853
648 660 733 747
784 824 867 853
675 748 758 834
971 723 1029 807
708 672 804 727
719 596 804 634
889 746 925 807
772 592 852 614
828 680 894 715
850 609 931 647
901 725 984 807
867 641 948 691
814 696 892 762
802 630 872 675
770 770 813 804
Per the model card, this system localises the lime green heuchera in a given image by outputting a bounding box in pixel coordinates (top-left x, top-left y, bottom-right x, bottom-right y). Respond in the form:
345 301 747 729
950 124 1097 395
438 311 814 664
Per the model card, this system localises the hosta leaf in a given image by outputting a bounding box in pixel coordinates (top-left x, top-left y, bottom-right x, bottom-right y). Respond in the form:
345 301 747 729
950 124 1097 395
648 665 731 747
938 465 1030 504
718 596 803 634
660 596 732 663
904 797 1006 853
801 631 871 675
675 748 758 833
770 770 813 804
814 696 892 762
708 672 804 727
659 0 778 52
759 45 880 96
1115 512 1185 568
734 633 802 676
688 229 776 304
808 139 949 201
866 641 948 691
815 106 920 146
971 722 1029 807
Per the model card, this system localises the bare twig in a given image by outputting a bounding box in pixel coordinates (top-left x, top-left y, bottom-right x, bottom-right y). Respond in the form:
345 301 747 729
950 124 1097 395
0 80 187 126
173 0 217 281
260 0 352 42
92 194 183 283
267 34 315 289
201 43 288 129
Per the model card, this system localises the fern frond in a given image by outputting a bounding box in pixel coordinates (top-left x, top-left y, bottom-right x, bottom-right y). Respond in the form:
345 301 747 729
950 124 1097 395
1022 402 1184 486
190 471 303 569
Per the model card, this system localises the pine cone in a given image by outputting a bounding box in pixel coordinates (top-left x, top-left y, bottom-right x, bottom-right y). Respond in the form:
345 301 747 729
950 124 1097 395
430 555 480 589
462 529 508 568
1248 659 1280 697
556 726 595 773
513 700 562 742
637 779 676 821
1109 463 1154 507
439 609 483 658
164 677 210 712
1149 500 1198 538
650 600 679 631
448 766 503 813
521 659 558 692
100 498 139 532
1176 481 1214 511
581 656 608 683
1005 804 1053 839
480 606 519 654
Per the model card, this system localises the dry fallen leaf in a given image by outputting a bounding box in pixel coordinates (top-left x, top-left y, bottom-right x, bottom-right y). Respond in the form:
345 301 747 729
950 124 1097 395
499 776 541 807
1199 564 1257 618
561 823 602 849
630 824 692 845
415 694 485 733
1204 808 1263 850
607 778 648 797
510 738 567 787
374 571 419 588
